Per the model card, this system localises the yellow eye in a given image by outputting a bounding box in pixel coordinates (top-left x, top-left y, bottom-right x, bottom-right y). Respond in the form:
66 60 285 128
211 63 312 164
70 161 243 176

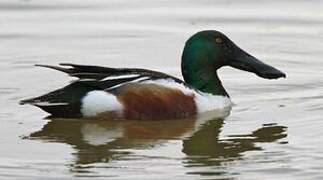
215 37 223 44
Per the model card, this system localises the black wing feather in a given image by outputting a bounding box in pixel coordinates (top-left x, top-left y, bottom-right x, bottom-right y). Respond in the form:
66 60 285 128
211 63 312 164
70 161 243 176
36 63 184 83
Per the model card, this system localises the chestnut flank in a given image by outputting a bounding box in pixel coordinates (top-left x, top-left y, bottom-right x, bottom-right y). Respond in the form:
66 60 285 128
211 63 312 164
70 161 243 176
116 83 196 120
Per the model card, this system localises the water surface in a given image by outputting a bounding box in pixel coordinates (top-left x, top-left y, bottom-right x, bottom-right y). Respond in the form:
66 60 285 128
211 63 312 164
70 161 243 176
1 0 323 179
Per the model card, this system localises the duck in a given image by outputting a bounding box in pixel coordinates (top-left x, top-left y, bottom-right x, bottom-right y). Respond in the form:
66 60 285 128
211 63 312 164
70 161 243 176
20 30 286 120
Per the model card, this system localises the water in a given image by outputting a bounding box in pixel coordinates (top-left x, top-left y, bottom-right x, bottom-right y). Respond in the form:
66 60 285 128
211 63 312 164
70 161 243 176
1 0 323 179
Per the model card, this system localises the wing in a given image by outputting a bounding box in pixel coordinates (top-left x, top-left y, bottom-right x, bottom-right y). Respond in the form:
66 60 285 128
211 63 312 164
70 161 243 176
35 63 185 89
20 63 187 117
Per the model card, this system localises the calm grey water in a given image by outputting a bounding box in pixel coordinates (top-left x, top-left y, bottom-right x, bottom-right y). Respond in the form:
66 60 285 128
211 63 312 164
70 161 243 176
1 0 323 179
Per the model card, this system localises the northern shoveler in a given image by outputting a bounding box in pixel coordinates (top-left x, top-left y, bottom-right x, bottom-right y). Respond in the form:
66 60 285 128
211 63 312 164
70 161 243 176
20 30 286 120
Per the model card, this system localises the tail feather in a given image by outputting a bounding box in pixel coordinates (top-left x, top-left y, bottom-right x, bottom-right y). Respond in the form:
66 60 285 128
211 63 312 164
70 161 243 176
35 64 73 74
19 98 38 105
35 63 115 80
20 82 97 117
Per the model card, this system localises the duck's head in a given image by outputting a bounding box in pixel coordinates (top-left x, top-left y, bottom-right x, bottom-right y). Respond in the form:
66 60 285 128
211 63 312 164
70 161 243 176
181 30 286 96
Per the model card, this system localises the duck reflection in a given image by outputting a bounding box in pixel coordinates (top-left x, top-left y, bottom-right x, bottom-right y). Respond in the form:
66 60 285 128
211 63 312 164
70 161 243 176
28 115 287 173
29 117 198 164
182 120 287 168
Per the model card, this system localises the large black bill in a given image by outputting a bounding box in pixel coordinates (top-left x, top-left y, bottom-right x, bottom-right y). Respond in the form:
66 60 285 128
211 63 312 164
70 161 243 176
228 50 286 79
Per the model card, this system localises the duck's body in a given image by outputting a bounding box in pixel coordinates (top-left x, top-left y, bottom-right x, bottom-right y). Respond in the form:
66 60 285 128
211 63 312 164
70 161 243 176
20 63 231 119
20 30 285 120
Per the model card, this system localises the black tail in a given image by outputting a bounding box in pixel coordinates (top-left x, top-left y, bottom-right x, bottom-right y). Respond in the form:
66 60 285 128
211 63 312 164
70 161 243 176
20 82 97 118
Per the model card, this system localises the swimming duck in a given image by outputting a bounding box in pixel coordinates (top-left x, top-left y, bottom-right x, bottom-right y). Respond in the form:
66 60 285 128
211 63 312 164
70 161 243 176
20 30 286 120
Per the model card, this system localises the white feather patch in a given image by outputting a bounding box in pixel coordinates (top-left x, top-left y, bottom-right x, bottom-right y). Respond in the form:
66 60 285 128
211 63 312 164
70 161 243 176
33 102 69 106
194 92 232 114
106 76 150 90
101 74 140 81
81 90 123 117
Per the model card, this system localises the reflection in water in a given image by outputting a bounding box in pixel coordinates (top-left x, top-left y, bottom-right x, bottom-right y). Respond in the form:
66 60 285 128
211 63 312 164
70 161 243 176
28 116 287 177
182 120 287 177
29 118 197 165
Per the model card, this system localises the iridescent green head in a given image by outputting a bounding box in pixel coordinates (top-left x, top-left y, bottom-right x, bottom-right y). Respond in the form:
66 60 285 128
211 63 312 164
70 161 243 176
181 30 286 96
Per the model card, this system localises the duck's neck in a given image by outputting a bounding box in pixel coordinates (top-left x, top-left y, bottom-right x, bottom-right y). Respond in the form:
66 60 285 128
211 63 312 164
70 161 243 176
181 65 229 97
